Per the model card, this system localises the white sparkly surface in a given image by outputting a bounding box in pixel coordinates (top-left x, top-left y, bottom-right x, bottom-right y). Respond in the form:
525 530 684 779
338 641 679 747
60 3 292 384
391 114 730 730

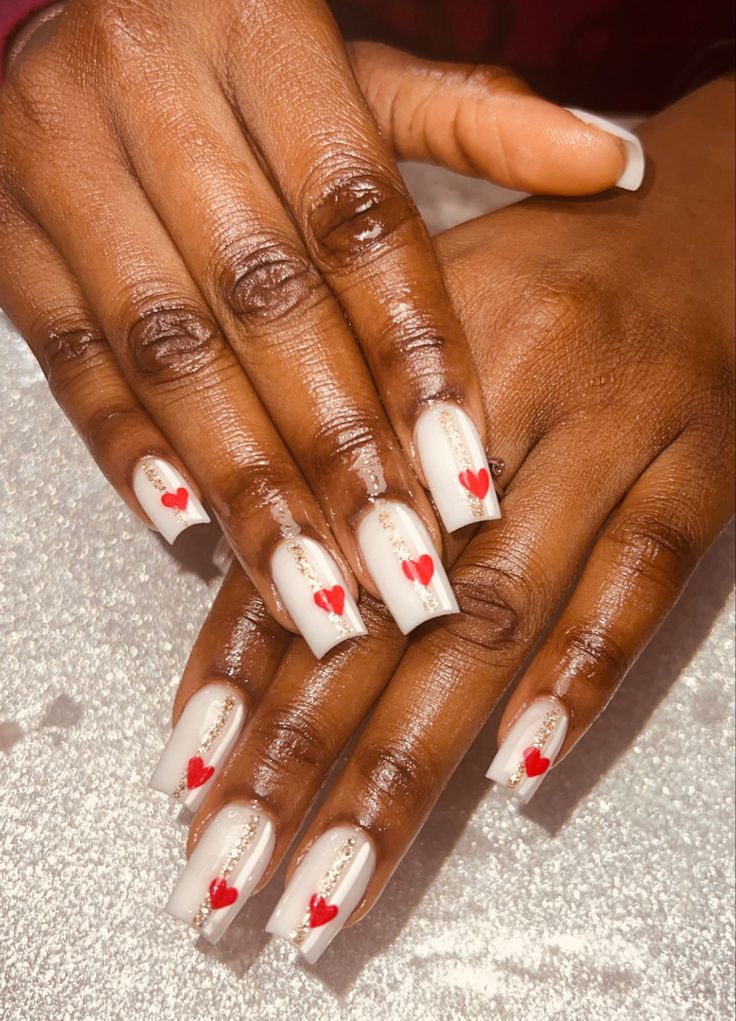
1 166 734 1021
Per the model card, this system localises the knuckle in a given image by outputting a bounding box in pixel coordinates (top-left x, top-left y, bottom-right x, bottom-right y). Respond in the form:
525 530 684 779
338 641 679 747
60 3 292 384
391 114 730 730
0 63 66 144
86 0 162 60
523 268 603 345
308 411 380 480
606 505 698 585
83 404 146 457
124 304 221 385
558 622 629 689
353 738 435 813
305 169 415 269
447 559 539 661
42 322 108 397
374 310 456 404
217 238 323 328
215 457 295 520
249 702 332 781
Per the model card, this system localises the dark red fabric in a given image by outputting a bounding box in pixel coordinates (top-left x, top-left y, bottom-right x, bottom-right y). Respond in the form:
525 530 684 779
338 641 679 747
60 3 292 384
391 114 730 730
0 0 55 81
1 0 733 107
335 0 734 110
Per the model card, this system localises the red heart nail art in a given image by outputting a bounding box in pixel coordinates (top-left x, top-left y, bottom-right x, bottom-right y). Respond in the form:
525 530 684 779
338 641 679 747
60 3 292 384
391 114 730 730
523 746 551 778
308 894 339 928
209 877 238 910
458 468 490 500
314 585 345 616
186 755 215 790
161 487 189 511
401 554 435 586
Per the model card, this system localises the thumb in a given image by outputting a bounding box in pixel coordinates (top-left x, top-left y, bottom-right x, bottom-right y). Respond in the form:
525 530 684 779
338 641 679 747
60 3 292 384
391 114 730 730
349 42 643 195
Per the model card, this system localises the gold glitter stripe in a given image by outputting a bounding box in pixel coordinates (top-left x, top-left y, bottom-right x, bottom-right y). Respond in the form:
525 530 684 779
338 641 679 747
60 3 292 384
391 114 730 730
287 543 352 640
172 695 237 800
290 837 357 946
505 708 561 790
142 460 186 526
191 813 262 930
439 409 485 520
377 509 439 613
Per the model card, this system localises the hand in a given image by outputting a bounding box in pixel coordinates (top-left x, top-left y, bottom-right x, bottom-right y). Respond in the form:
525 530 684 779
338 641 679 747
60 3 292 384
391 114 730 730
150 77 733 958
0 0 637 655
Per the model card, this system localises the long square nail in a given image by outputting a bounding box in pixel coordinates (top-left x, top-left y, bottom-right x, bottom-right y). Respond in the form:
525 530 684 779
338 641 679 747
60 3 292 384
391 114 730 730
149 682 245 812
266 826 374 964
486 698 569 802
133 457 210 543
271 537 367 658
166 804 274 943
357 500 458 634
415 404 501 532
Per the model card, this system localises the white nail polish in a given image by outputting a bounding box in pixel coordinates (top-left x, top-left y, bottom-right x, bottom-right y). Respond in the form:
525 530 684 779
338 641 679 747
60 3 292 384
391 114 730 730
414 404 501 532
357 500 458 634
132 457 210 544
212 533 233 575
149 683 245 812
166 804 274 944
565 108 645 191
266 826 374 965
486 697 569 802
271 537 367 659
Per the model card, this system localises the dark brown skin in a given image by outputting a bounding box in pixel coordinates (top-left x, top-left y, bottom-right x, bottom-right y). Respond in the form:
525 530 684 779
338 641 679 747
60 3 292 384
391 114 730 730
0 1 630 629
178 76 735 925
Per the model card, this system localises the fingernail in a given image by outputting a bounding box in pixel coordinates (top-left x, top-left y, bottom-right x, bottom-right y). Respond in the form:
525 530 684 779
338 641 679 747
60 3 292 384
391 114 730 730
271 537 367 658
212 533 233 575
414 404 501 532
166 804 274 944
266 826 375 965
486 697 569 802
133 457 210 544
357 500 458 634
565 108 645 191
149 682 245 812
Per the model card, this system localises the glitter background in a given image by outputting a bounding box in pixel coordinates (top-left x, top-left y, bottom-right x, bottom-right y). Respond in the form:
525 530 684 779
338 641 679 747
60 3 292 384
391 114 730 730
1 164 734 1021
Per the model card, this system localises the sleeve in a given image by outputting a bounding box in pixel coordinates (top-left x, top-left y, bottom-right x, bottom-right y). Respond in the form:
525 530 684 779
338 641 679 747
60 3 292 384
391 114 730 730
0 0 58 84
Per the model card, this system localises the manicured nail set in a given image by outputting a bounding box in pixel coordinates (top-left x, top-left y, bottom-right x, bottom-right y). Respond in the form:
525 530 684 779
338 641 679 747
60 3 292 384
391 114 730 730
150 683 568 962
134 403 499 657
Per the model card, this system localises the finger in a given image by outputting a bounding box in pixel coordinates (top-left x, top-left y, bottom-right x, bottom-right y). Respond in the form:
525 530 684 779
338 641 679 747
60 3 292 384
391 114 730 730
106 60 458 635
13 126 362 646
162 422 627 951
160 397 532 944
349 43 644 194
150 561 290 813
0 201 209 542
265 422 663 962
491 427 735 800
164 590 407 943
220 3 502 535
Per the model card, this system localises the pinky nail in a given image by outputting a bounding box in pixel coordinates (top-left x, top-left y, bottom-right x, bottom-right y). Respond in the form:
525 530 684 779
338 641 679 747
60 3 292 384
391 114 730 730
149 683 246 812
486 697 569 802
271 537 367 659
266 826 375 965
414 403 501 532
133 457 210 544
166 804 274 944
565 108 645 191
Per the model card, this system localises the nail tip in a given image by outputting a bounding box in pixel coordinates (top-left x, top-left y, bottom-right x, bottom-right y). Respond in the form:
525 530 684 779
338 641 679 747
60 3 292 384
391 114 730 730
564 107 645 192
